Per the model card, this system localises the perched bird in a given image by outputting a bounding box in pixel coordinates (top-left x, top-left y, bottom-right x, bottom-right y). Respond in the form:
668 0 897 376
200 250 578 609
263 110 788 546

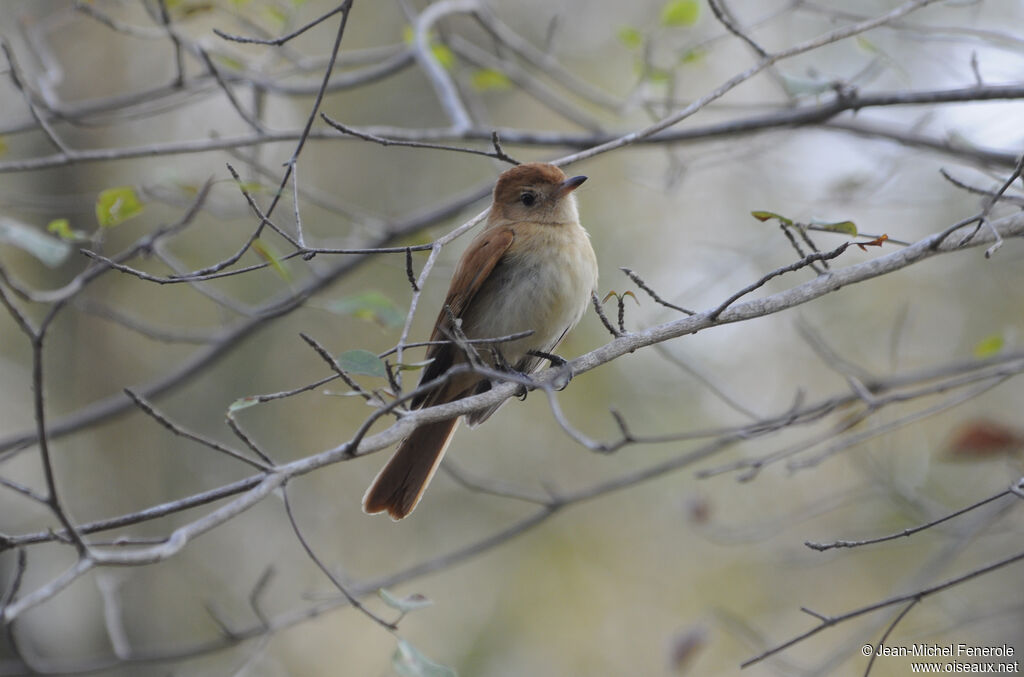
363 162 599 520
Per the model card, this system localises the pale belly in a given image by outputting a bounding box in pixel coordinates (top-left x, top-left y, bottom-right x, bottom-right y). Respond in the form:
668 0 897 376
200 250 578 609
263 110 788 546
461 224 598 370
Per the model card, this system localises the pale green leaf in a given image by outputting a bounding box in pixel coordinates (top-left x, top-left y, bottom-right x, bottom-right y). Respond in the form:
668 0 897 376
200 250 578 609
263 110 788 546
750 210 793 226
680 47 706 64
618 26 643 49
47 218 89 242
393 639 457 677
337 349 386 378
264 6 288 26
470 68 511 91
96 186 145 227
323 389 371 398
855 36 879 54
778 71 833 97
661 0 700 27
171 2 215 18
379 589 433 613
326 291 405 329
397 358 434 372
227 396 261 413
252 238 290 281
646 67 672 84
215 54 245 71
0 217 71 267
235 180 264 194
809 219 858 236
431 43 455 70
974 333 1005 359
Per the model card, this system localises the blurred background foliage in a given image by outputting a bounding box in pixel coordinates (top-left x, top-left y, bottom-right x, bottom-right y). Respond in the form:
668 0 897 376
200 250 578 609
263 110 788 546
1 0 1023 675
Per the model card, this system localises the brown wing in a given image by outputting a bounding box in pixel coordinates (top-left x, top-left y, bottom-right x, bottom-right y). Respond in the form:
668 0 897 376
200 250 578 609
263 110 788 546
412 226 515 407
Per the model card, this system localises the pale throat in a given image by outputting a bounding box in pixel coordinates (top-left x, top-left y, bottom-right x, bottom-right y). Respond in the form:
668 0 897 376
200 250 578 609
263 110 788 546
543 193 580 225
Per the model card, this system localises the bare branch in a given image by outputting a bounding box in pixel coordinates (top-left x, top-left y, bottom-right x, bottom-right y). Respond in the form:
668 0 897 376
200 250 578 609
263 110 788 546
805 488 1017 552
413 0 477 132
213 2 350 46
280 485 396 630
124 389 274 472
321 114 516 163
620 267 695 315
742 549 1024 667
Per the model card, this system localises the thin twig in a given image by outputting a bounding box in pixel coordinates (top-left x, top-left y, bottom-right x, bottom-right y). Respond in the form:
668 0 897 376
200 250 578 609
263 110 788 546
805 488 1015 551
620 267 695 315
708 0 768 57
155 0 185 87
321 114 515 162
299 333 378 404
742 548 1024 667
124 389 273 471
591 291 621 338
213 2 350 46
280 485 396 630
709 243 851 321
863 599 921 677
196 47 265 133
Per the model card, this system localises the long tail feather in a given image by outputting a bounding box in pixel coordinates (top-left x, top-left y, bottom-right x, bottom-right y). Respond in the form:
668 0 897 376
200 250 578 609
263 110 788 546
362 418 460 520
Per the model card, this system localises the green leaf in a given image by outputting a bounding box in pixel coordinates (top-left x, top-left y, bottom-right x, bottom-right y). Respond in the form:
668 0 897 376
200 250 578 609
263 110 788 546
431 43 455 70
0 136 7 156
661 0 700 27
393 639 457 677
96 186 145 227
397 358 434 372
680 47 706 64
750 210 793 226
470 68 511 91
227 396 261 413
171 2 214 18
214 54 244 71
855 36 879 54
0 217 71 267
645 67 672 84
47 218 89 242
264 5 289 26
809 219 857 236
618 26 643 49
234 180 264 194
973 333 1005 359
777 71 833 97
327 290 406 329
252 238 290 281
337 349 386 378
323 389 371 398
379 589 434 613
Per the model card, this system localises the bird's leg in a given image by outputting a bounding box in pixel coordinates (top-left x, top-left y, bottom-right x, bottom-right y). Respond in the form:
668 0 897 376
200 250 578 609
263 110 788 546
489 348 530 400
527 349 574 391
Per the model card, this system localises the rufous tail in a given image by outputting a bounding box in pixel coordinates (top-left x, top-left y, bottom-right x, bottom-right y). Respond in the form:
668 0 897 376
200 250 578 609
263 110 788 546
362 418 459 520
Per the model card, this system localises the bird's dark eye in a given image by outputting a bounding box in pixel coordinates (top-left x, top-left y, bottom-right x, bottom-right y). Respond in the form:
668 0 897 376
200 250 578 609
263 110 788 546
520 192 537 207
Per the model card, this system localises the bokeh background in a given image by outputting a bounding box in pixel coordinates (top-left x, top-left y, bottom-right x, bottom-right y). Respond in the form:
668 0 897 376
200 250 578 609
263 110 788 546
1 0 1023 675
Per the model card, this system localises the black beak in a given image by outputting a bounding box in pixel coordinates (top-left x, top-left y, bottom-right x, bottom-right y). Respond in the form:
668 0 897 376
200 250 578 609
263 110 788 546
557 175 587 197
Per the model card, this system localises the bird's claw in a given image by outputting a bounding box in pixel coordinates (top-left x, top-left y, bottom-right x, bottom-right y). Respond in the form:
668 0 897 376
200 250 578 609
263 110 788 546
527 349 574 391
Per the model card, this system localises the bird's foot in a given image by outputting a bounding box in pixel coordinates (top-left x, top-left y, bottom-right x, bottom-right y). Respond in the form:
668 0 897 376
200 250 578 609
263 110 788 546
527 350 574 391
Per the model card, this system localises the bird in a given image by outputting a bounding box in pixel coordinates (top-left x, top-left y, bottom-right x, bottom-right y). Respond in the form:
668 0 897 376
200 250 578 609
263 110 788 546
362 162 599 520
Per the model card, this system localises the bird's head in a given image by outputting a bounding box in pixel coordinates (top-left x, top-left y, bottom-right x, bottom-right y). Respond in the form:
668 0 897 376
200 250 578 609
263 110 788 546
490 162 587 225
